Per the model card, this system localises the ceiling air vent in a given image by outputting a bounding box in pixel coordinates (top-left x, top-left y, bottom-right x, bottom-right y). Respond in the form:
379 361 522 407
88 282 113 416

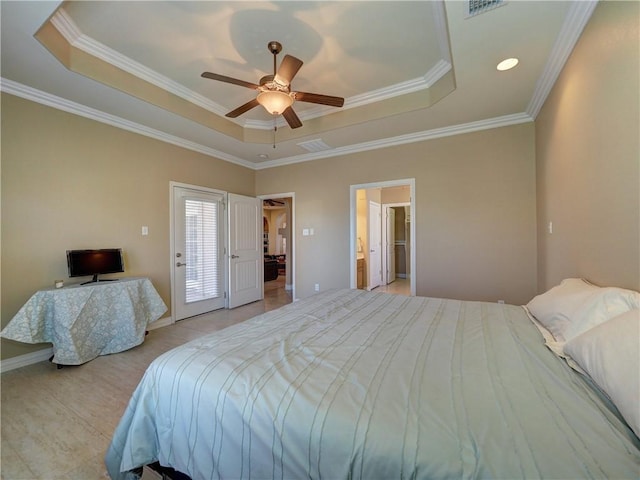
467 0 505 17
297 138 332 153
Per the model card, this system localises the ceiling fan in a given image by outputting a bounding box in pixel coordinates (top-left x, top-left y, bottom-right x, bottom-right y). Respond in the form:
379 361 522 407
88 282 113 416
263 199 285 207
201 41 344 129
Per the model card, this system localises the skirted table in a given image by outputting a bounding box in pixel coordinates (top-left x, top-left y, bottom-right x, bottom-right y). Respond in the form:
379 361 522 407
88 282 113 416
1 277 167 366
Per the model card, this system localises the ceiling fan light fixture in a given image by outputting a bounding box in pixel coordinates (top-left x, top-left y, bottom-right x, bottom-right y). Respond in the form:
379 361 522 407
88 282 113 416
257 90 294 115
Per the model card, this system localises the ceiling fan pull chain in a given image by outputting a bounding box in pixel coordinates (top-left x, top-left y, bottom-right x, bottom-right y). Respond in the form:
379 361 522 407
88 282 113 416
273 117 277 149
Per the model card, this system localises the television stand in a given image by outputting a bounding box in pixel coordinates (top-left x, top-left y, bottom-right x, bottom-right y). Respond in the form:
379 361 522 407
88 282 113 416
81 275 118 285
1 277 167 366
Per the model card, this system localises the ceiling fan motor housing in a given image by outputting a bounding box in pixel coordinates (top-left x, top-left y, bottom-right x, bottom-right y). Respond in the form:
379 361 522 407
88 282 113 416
267 41 283 55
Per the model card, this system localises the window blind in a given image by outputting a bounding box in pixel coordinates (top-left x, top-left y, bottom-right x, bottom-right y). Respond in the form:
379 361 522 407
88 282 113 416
184 198 220 303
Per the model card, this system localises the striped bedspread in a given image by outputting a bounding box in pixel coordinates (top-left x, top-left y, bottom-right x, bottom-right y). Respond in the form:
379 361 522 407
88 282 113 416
106 289 639 479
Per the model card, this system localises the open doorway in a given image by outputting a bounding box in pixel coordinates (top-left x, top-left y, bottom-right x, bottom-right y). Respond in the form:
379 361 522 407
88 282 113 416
260 193 295 303
380 204 411 295
350 180 415 296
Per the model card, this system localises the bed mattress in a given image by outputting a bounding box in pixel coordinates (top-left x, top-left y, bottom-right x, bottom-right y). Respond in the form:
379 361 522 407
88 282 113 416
106 289 639 479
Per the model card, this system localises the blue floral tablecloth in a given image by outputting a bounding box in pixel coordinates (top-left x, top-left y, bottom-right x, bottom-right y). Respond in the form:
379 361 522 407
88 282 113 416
1 277 167 365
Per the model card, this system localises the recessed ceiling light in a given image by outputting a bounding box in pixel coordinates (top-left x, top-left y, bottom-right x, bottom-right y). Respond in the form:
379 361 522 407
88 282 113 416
497 58 519 71
257 154 269 159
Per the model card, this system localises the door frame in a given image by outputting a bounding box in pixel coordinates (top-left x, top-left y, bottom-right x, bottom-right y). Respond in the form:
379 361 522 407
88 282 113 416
170 181 229 323
350 179 416 296
258 192 296 301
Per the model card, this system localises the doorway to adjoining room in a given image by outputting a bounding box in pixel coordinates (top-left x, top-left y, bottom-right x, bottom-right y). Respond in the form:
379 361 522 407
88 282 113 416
261 194 294 303
351 180 415 296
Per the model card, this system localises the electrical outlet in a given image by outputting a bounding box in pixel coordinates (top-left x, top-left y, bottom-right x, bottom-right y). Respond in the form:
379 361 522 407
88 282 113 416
314 283 320 292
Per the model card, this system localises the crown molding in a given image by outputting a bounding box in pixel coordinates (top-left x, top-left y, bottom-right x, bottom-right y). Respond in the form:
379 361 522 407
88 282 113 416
526 0 598 118
0 78 254 169
2 77 532 171
345 60 453 111
49 5 453 132
254 113 533 170
50 9 228 118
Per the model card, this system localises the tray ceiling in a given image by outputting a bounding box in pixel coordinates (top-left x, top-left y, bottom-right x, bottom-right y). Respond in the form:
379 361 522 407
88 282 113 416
1 1 596 169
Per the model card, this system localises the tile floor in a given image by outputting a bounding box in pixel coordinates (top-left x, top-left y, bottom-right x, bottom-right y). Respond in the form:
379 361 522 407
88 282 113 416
374 277 410 296
1 278 411 479
1 278 292 480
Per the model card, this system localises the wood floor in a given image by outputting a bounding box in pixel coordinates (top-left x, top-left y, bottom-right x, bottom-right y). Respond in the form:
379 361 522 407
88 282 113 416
1 278 292 480
0 277 411 479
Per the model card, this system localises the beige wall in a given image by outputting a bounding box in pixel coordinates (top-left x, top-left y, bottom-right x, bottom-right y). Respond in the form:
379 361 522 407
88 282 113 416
256 122 538 304
535 1 640 292
1 93 254 360
381 185 411 204
2 2 634 365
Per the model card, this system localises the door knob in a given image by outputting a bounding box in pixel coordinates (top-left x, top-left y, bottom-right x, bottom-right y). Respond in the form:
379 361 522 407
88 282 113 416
176 262 187 267
231 254 240 259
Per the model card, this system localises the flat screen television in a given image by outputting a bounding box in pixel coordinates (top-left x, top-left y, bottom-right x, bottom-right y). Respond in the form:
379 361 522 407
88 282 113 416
66 248 124 284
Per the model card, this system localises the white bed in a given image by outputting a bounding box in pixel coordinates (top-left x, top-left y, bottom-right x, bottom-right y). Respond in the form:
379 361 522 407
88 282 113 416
106 287 639 479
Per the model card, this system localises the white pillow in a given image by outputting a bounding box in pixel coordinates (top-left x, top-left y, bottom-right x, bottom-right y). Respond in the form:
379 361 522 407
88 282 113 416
564 287 640 341
564 309 640 438
526 278 600 342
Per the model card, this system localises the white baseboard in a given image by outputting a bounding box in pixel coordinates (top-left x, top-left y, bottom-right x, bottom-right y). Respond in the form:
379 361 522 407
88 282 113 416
147 315 174 330
1 316 174 374
1 347 53 373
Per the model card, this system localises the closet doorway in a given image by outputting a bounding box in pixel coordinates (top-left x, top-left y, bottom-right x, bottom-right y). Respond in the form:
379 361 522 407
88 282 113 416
260 193 295 302
350 179 415 296
383 204 411 287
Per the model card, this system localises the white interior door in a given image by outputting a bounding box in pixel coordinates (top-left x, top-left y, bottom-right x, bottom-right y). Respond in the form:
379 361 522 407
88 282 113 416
386 207 396 284
228 193 262 308
173 185 225 320
368 201 383 290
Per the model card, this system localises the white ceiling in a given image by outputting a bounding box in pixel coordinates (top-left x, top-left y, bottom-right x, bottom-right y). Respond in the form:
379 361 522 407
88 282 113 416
1 1 597 170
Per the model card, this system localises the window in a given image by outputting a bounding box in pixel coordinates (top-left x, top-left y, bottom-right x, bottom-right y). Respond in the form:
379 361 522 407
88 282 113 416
184 198 220 303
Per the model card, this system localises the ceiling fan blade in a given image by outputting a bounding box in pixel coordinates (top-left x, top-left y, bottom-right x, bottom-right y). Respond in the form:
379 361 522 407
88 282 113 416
282 107 303 129
275 55 303 85
226 98 260 118
201 72 259 90
295 91 345 108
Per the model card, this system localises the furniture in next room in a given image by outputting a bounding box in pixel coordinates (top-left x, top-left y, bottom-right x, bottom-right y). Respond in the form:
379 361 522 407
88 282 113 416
357 256 365 289
264 258 278 282
1 277 167 366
